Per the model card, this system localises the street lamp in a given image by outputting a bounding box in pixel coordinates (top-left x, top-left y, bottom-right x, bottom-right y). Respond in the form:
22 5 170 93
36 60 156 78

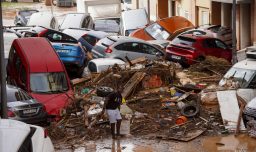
232 0 238 64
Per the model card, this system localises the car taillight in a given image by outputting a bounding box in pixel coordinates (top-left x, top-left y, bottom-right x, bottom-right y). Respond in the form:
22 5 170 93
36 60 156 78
105 48 112 53
7 110 15 117
44 129 48 138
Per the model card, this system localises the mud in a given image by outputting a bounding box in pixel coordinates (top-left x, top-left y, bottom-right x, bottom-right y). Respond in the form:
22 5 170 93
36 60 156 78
202 134 256 152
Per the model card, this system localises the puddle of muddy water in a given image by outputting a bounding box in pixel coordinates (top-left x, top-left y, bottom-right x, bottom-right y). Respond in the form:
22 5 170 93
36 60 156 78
202 134 256 152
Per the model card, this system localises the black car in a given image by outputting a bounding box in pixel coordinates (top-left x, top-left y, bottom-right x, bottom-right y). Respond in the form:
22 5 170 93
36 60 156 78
1 85 48 125
14 9 39 26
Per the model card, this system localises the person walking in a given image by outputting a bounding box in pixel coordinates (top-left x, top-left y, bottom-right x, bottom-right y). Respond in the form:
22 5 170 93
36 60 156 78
102 86 123 139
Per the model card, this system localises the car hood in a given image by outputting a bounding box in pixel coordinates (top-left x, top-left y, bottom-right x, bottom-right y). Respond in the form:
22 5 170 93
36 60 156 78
30 90 73 116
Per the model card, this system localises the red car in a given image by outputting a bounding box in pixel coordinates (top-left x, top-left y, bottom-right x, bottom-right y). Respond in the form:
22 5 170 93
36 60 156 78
165 34 232 67
6 37 74 120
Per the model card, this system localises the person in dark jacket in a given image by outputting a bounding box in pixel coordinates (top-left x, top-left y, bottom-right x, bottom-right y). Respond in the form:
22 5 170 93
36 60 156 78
102 74 123 139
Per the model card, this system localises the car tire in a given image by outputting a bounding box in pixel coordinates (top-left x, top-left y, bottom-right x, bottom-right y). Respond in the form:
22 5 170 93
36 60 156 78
181 104 199 118
196 56 205 62
96 86 114 97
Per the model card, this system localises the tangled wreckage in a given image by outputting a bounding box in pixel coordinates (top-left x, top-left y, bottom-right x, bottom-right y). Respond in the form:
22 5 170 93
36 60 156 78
49 56 256 150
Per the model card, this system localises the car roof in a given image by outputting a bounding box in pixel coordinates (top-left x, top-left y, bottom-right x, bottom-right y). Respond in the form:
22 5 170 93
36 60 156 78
63 28 109 39
28 12 54 28
14 37 64 73
107 35 146 43
232 59 256 70
89 58 125 66
178 34 212 40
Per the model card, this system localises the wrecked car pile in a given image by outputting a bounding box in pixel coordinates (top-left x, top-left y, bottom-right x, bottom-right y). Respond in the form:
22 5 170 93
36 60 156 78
49 55 244 149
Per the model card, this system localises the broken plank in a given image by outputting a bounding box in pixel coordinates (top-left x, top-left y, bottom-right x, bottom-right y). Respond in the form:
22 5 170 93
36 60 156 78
71 77 91 86
125 56 147 66
122 72 146 99
217 90 246 131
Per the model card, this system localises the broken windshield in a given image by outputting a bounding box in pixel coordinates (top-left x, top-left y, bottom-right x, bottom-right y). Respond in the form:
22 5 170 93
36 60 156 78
30 72 69 93
145 23 170 40
219 67 256 88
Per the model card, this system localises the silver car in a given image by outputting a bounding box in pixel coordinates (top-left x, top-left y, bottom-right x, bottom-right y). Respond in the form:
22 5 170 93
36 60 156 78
91 36 165 60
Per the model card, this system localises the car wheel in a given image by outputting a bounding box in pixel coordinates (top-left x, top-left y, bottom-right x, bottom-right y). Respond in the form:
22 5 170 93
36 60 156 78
181 104 199 118
96 86 114 97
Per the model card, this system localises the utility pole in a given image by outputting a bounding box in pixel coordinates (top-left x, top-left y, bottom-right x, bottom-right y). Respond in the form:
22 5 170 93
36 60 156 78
232 0 237 64
0 0 8 119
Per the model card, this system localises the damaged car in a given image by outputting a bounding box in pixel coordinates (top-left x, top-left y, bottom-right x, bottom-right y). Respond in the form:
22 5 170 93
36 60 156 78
130 16 194 41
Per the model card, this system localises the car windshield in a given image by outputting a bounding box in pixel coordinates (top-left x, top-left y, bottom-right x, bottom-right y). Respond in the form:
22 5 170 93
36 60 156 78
30 72 69 93
220 67 256 88
7 89 33 102
172 36 196 47
145 23 170 40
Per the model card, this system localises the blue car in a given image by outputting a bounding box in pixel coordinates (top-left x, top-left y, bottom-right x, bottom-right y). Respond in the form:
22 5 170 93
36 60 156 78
62 28 109 52
22 26 87 76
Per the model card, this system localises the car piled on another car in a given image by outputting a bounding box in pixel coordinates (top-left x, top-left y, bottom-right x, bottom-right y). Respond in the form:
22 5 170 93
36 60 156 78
165 34 232 67
91 36 165 60
22 26 87 76
63 28 109 52
14 9 39 26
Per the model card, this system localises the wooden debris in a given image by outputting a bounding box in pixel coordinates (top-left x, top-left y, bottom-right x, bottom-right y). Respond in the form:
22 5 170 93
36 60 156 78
71 77 91 86
122 72 146 98
125 56 147 66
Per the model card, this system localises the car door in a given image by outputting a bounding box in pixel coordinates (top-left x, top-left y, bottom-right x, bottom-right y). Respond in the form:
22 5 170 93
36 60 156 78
114 42 145 60
214 39 232 61
139 43 164 60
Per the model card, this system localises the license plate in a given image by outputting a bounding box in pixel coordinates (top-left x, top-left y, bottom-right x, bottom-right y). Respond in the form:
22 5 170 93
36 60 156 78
171 55 181 60
23 109 37 114
56 49 70 53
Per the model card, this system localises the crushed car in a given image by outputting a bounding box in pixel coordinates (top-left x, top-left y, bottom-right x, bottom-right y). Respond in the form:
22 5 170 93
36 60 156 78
14 9 39 26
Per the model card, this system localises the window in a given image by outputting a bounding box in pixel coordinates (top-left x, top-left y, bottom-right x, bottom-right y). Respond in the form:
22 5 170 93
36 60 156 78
172 36 196 47
47 32 77 43
115 42 140 52
50 18 56 29
201 11 209 25
140 44 160 55
20 65 27 87
215 40 227 49
88 62 97 73
203 39 217 48
30 72 68 93
82 35 97 46
145 23 170 40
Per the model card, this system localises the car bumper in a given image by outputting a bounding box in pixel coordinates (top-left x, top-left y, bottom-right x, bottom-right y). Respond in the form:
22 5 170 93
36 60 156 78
11 111 49 125
60 56 85 67
165 53 191 65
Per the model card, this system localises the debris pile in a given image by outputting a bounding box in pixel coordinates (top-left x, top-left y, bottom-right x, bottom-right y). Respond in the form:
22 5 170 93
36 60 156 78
49 56 250 148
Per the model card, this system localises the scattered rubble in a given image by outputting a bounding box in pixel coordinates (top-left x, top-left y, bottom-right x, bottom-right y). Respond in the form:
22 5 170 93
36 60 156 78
49 56 255 149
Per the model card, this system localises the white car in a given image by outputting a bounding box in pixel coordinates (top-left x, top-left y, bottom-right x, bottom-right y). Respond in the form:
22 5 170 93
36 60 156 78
219 48 256 88
59 13 94 31
27 12 59 30
0 119 54 152
83 58 125 76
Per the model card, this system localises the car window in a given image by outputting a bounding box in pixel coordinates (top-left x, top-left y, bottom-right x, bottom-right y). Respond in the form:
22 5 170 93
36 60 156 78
94 19 120 33
20 65 27 87
140 44 160 55
47 32 77 43
115 42 140 52
248 75 256 88
88 62 97 72
145 23 170 40
7 88 32 102
82 35 97 46
82 16 93 28
50 18 56 29
215 39 227 49
203 39 217 48
172 36 196 46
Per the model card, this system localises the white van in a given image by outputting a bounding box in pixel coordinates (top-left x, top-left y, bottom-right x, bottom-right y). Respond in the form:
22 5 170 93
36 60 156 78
120 8 149 36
